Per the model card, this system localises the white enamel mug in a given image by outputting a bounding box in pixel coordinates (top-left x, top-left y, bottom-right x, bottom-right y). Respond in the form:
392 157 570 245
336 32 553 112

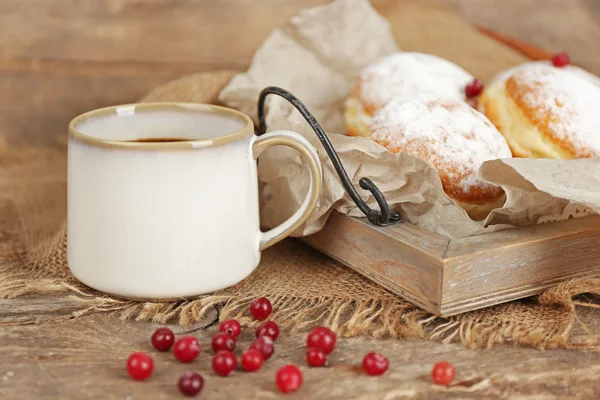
67 103 322 299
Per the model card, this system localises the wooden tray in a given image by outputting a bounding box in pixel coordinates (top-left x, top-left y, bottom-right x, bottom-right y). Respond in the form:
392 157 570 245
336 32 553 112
302 29 600 317
304 212 600 316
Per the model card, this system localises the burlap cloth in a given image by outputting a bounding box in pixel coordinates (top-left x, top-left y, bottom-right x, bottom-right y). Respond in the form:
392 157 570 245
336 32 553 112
1 70 599 350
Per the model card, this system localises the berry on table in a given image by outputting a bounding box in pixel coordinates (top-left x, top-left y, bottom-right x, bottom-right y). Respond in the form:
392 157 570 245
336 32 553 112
250 297 272 320
276 365 303 393
250 336 275 360
256 321 279 341
126 352 154 381
306 326 336 355
211 332 236 353
552 52 570 67
362 352 389 376
212 350 238 376
173 336 201 363
306 348 326 367
151 327 175 352
219 319 241 339
241 348 265 372
432 361 456 385
178 371 204 397
465 78 484 98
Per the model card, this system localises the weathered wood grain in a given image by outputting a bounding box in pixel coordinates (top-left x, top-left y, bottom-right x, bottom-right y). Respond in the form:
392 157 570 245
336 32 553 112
1 312 600 399
443 216 600 315
2 0 600 398
0 297 87 326
441 0 600 75
0 0 529 83
304 213 600 316
304 212 448 314
0 70 184 146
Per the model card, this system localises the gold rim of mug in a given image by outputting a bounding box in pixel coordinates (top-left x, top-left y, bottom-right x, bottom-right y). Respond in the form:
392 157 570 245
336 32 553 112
68 102 254 150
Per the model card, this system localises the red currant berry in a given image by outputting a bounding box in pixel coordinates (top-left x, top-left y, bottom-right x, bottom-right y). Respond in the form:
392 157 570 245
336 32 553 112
241 348 264 372
276 365 303 394
256 321 279 341
306 348 326 367
151 327 175 352
219 319 241 339
211 332 236 353
552 52 570 68
178 371 204 397
432 361 456 385
362 352 389 376
173 336 201 363
250 297 272 320
250 336 275 360
126 352 154 381
306 326 336 355
465 79 484 98
212 350 238 376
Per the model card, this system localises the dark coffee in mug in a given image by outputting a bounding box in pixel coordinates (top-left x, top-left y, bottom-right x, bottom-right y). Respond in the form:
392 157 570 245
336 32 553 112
128 138 189 143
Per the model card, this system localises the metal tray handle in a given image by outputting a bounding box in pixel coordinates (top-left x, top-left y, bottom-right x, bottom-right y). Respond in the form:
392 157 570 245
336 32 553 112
257 86 401 226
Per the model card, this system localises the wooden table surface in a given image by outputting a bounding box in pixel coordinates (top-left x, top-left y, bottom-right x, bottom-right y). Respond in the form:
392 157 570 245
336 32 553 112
1 1 600 399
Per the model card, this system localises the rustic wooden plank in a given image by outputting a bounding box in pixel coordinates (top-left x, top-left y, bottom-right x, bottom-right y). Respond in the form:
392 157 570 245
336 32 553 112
305 213 600 317
1 0 600 397
374 215 450 255
0 0 328 67
446 215 600 257
1 312 600 399
0 58 208 77
0 70 184 146
441 218 600 315
0 297 87 326
0 0 529 82
303 212 447 314
441 0 600 74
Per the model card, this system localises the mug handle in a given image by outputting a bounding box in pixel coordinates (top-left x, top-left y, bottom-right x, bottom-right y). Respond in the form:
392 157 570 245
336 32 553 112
252 130 322 251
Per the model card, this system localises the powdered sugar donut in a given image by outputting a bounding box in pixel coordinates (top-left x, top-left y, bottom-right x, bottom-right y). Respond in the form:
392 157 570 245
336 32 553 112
370 97 512 220
488 61 600 89
345 52 474 137
479 63 600 158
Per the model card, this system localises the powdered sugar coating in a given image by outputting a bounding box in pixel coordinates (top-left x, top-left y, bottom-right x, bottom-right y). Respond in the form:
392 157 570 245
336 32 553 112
491 61 600 88
370 97 512 199
507 64 600 157
358 52 474 111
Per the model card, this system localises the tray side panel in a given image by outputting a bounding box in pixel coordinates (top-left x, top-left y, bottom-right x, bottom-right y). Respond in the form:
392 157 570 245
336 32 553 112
302 212 447 314
442 217 600 315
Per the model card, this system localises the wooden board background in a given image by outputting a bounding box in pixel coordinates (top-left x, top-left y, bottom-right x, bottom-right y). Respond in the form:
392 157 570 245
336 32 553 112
1 0 600 398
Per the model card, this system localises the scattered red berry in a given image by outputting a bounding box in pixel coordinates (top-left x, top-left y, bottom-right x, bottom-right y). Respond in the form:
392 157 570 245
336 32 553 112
552 52 570 67
211 332 236 353
151 327 175 352
256 321 279 341
306 326 336 355
212 350 238 376
173 336 201 363
241 348 265 372
250 336 275 360
276 365 303 393
306 347 327 367
432 361 456 385
465 78 484 98
250 297 272 320
178 371 204 397
362 352 389 376
126 352 154 381
219 319 242 339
